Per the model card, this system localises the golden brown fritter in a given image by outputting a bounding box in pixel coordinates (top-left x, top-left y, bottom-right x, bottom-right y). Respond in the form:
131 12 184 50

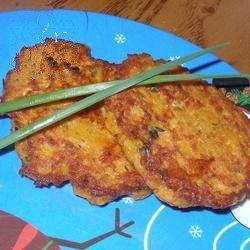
3 39 151 205
103 54 250 209
3 39 249 209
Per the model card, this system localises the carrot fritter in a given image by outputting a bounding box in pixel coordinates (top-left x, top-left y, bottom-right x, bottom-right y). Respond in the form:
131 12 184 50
103 54 250 209
3 39 150 205
3 39 249 209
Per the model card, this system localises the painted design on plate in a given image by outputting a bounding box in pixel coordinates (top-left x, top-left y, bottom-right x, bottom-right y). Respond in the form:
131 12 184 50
212 221 239 250
212 209 250 250
0 208 134 249
114 34 126 44
231 199 250 229
223 86 250 108
144 199 250 250
41 21 68 42
188 225 203 238
240 238 250 250
144 205 165 250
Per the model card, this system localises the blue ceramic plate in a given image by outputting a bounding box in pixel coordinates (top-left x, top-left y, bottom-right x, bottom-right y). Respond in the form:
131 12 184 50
0 10 249 250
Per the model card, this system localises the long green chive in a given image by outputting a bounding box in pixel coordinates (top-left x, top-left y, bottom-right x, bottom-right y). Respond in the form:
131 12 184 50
0 42 228 149
1 73 249 114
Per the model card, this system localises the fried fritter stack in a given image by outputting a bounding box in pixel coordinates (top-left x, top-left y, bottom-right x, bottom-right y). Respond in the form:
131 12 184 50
3 39 151 205
3 39 249 208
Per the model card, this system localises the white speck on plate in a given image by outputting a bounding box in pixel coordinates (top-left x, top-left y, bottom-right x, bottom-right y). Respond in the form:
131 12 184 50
169 55 180 61
42 22 50 33
54 32 58 42
169 55 185 66
122 197 135 204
